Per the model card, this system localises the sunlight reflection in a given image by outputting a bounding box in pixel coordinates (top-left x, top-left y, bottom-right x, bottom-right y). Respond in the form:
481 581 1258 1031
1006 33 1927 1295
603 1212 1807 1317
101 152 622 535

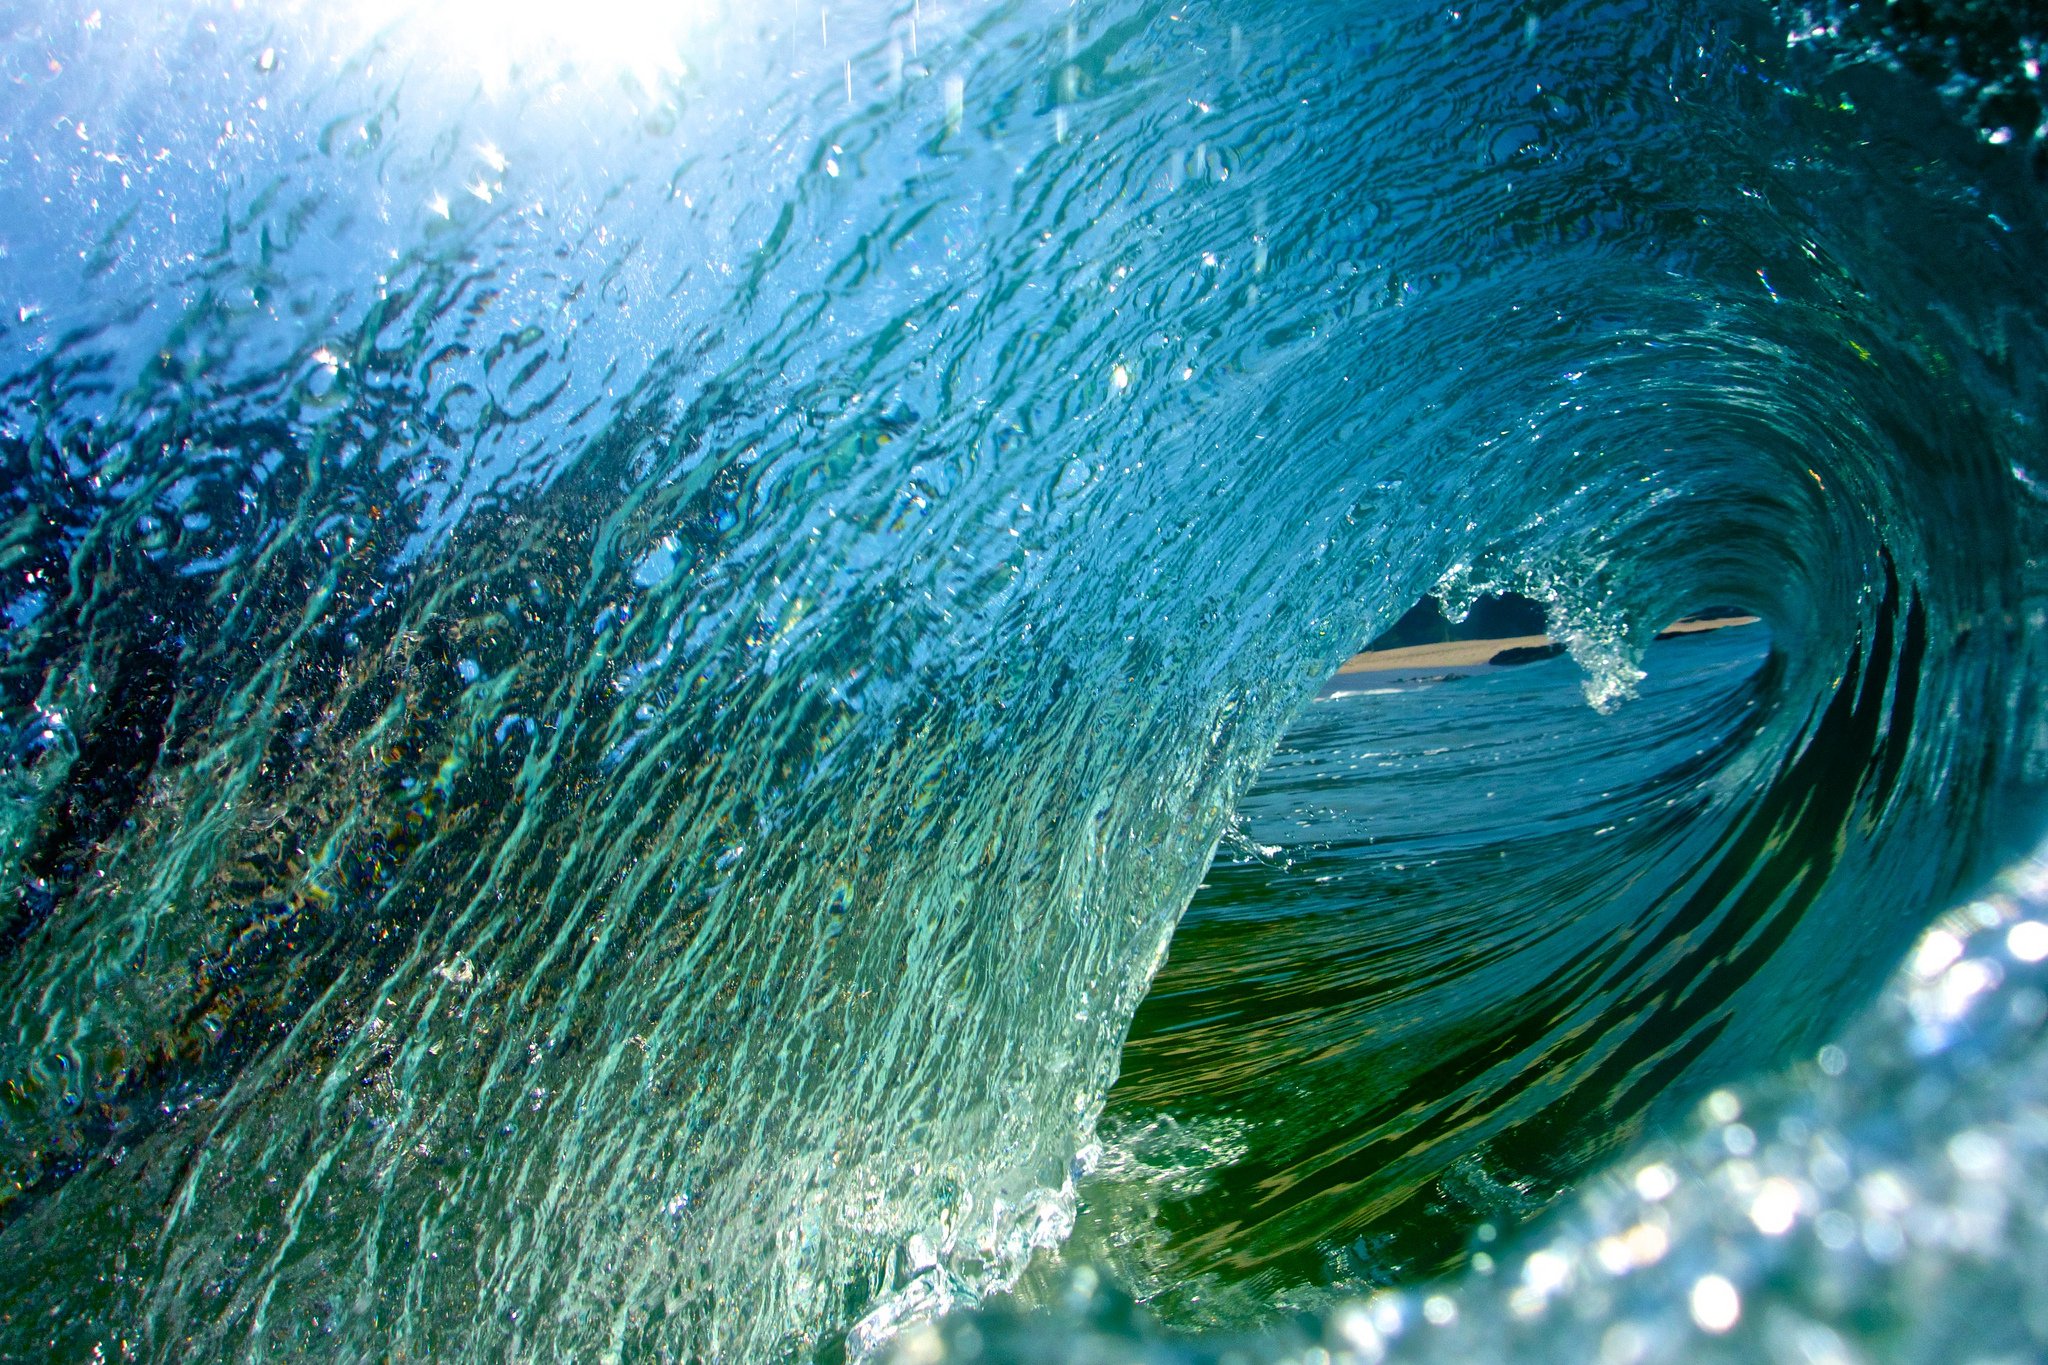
353 0 732 94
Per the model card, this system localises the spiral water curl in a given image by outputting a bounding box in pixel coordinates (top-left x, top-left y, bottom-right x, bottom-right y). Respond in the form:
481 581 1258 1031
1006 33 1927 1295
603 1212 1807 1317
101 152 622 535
0 0 2043 1359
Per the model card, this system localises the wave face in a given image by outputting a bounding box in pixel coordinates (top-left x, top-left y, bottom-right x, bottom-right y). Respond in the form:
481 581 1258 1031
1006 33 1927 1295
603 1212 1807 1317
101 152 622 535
901 847 2048 1363
1058 628 1801 1321
0 0 2044 1359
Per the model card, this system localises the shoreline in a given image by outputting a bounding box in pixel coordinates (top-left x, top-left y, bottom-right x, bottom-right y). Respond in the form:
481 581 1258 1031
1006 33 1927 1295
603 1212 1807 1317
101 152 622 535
1332 614 1761 677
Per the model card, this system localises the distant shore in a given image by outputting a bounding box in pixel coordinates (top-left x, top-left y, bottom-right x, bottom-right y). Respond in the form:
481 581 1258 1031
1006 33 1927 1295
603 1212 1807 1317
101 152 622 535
1333 613 1761 676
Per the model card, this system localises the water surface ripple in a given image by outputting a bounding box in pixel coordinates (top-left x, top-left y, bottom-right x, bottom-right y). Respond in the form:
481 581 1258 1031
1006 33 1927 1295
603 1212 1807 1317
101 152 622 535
0 0 2042 1359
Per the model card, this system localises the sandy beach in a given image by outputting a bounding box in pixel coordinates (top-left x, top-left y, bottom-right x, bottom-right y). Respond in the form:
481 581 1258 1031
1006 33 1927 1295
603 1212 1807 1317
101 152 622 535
1333 614 1761 676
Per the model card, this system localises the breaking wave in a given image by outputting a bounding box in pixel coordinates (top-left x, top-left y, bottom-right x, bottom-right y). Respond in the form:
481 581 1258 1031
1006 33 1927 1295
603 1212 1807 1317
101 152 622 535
0 0 2044 1359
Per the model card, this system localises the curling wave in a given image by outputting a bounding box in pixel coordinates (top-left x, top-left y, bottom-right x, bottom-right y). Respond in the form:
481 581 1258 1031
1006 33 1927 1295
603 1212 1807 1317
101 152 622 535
0 0 2043 1360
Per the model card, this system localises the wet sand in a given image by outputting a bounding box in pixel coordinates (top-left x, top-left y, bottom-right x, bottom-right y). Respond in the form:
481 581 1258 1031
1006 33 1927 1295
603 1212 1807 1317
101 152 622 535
1333 614 1760 676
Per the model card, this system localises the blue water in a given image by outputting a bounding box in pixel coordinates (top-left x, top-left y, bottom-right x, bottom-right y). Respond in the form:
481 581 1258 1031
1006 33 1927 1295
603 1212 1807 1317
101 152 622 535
0 0 2044 1360
1059 628 1793 1320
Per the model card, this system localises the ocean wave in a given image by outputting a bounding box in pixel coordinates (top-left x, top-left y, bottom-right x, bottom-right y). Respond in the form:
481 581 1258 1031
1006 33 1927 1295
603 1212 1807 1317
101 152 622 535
0 0 2043 1359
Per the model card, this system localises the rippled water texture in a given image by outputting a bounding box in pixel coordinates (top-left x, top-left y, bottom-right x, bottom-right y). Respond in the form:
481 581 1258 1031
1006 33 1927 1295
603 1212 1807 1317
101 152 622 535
1057 628 1792 1321
0 0 2045 1359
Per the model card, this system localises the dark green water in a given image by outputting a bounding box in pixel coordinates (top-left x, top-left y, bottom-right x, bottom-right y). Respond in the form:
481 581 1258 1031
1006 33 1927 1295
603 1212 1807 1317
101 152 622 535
1062 628 1789 1321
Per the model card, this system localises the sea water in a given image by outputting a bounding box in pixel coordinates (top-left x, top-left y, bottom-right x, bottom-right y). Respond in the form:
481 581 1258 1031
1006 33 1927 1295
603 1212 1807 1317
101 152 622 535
1054 628 1791 1323
0 0 2044 1360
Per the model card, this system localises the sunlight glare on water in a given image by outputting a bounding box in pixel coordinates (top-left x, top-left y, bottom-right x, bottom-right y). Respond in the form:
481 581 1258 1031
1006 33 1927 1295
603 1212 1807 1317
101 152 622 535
342 0 731 92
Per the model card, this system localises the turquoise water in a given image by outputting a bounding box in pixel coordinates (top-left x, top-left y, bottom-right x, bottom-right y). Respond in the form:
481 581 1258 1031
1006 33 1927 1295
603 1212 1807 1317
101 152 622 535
1060 628 1792 1319
0 0 2044 1360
